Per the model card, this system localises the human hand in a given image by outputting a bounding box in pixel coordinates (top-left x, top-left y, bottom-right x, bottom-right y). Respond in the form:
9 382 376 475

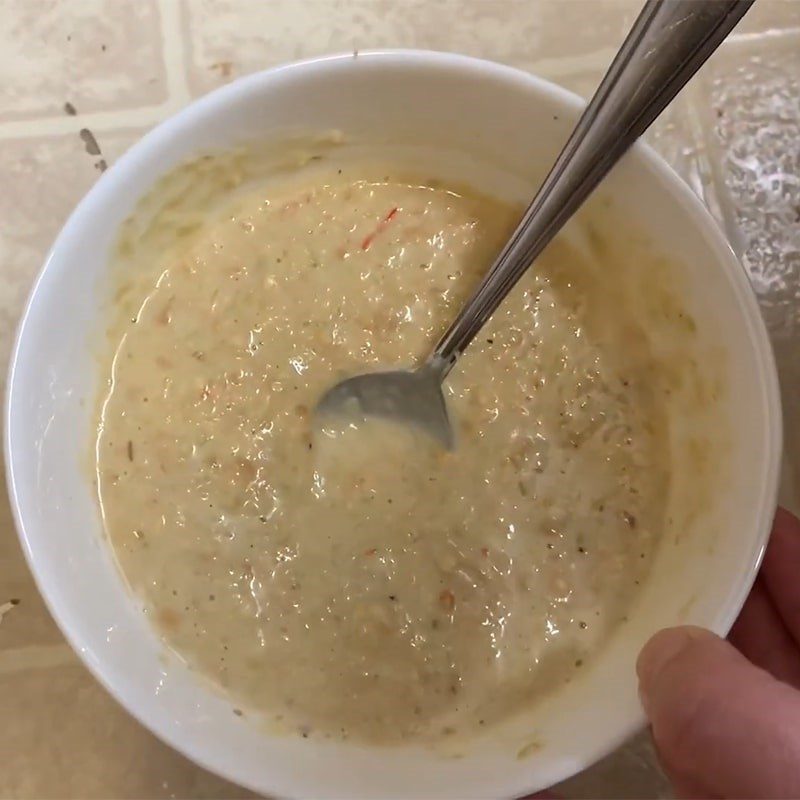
637 508 800 798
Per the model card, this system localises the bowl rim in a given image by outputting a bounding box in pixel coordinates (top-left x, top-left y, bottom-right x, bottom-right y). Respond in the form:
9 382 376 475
4 48 782 797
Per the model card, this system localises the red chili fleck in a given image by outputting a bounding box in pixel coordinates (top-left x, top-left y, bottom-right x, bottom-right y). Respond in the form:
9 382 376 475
361 207 399 251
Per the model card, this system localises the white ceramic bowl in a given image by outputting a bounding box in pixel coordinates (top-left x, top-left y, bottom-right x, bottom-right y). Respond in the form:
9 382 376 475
5 51 781 798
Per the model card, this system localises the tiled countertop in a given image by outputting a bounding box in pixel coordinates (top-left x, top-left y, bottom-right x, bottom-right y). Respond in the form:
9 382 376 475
1 1 799 797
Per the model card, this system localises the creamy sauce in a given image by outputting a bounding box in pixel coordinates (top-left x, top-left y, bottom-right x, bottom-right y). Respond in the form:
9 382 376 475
96 154 671 743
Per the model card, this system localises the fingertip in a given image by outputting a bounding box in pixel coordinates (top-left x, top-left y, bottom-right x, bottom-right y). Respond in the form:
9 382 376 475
774 506 800 534
636 626 718 713
637 623 800 798
767 506 800 558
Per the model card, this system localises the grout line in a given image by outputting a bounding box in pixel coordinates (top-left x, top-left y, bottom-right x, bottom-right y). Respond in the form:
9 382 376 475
529 29 800 83
528 25 800 83
0 25 796 144
0 105 170 142
157 0 193 110
526 48 617 79
0 643 77 676
729 25 800 44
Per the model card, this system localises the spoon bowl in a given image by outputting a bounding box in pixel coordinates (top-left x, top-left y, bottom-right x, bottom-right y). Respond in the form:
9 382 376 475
317 361 454 448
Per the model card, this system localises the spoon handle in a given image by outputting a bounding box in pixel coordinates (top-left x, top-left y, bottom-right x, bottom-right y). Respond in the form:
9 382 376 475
429 0 753 377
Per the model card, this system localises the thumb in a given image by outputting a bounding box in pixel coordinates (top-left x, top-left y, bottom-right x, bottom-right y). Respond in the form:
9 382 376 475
638 626 800 798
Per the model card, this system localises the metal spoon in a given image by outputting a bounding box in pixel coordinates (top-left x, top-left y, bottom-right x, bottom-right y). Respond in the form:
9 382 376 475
317 0 753 448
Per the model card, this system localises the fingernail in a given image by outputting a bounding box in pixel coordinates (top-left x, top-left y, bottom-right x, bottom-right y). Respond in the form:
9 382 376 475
636 626 711 714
